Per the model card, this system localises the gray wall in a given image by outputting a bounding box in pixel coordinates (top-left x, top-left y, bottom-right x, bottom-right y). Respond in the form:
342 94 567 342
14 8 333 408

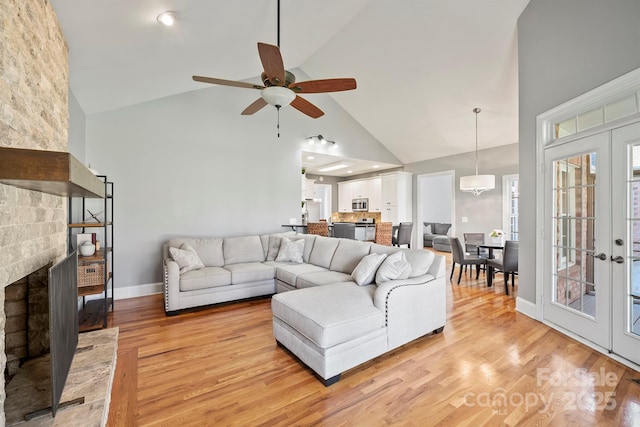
405 143 519 239
518 0 640 303
83 70 400 287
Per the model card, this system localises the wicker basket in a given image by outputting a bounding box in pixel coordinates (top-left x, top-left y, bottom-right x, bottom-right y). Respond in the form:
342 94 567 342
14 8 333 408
78 259 105 287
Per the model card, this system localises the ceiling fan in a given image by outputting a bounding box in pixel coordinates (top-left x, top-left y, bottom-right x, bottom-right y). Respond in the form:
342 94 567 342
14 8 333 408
191 1 356 119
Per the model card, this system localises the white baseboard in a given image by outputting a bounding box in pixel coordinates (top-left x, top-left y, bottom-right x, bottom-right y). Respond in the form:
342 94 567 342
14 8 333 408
515 296 537 319
113 282 162 300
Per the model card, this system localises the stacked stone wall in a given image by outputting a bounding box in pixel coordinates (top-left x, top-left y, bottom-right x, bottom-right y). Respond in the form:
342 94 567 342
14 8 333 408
0 0 69 423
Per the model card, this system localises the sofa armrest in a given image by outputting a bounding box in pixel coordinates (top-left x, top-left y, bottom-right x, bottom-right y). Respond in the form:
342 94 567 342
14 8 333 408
163 257 180 313
373 275 446 350
427 254 446 279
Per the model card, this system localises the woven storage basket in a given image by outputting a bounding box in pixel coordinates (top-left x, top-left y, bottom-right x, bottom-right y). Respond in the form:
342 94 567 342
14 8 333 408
78 259 105 287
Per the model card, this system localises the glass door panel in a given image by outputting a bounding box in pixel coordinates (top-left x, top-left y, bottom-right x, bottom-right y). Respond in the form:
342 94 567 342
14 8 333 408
544 132 611 349
611 122 640 366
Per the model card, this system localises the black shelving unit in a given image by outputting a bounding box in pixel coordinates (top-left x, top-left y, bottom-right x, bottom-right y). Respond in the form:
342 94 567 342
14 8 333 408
68 175 114 331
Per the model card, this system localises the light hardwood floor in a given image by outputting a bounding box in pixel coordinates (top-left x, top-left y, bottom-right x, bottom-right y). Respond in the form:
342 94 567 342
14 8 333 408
107 250 640 426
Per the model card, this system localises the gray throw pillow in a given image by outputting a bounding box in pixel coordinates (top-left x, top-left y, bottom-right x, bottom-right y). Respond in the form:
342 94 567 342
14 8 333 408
434 223 451 235
351 253 387 286
275 237 305 263
169 243 205 274
375 251 412 284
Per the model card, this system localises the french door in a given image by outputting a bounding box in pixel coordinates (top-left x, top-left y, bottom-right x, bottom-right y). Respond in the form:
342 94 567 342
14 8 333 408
543 126 640 366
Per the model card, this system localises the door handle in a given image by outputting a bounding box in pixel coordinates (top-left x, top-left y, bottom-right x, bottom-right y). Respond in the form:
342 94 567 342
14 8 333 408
595 253 607 260
611 255 624 264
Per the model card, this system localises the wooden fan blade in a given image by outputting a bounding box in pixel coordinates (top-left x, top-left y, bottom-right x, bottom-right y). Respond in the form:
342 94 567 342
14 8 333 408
289 78 357 94
192 75 264 90
290 96 324 119
241 98 268 115
257 43 285 86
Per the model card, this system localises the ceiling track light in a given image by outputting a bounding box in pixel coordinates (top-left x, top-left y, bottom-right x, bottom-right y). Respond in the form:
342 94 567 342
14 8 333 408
157 11 177 26
305 135 336 146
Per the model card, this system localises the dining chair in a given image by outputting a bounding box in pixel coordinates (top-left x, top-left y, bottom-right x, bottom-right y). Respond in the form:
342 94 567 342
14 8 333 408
486 240 519 295
463 232 488 257
332 223 356 239
448 237 486 284
375 222 393 246
307 222 329 237
392 222 413 248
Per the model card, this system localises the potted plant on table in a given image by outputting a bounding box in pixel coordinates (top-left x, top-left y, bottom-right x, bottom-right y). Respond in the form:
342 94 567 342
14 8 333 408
489 229 505 245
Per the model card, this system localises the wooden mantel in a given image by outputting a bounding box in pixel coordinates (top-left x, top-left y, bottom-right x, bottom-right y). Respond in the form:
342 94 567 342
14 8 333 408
0 147 105 198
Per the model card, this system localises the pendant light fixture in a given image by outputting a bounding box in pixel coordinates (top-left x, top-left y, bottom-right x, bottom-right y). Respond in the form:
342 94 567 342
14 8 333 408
460 108 495 196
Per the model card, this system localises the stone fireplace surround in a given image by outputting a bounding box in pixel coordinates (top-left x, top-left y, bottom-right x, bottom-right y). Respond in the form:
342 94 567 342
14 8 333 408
2 0 79 424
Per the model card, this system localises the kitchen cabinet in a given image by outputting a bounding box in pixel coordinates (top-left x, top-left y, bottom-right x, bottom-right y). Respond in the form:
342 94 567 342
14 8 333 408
380 172 412 224
302 176 316 200
338 181 352 212
338 177 382 212
368 178 382 212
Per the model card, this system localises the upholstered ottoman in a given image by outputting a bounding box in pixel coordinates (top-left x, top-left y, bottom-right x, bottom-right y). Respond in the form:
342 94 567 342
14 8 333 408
432 236 451 252
271 283 388 385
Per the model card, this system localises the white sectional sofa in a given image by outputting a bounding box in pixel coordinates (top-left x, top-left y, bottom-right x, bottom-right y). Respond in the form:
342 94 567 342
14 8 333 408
163 232 446 385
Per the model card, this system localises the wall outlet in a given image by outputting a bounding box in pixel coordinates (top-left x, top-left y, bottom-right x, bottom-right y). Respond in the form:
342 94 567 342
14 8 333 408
462 217 468 223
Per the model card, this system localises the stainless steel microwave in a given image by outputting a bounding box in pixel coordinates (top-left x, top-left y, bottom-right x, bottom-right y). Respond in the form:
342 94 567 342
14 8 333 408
352 198 369 212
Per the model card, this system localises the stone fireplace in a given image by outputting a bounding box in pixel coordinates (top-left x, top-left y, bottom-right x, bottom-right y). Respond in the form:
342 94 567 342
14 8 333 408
0 0 70 423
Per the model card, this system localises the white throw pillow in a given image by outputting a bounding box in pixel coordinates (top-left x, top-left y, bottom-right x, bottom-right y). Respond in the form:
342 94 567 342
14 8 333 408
169 243 205 274
275 237 304 263
351 253 387 286
375 250 412 284
424 224 432 234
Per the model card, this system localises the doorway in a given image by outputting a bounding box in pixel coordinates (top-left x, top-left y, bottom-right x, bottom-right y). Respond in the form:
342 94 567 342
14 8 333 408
537 69 640 368
416 171 455 248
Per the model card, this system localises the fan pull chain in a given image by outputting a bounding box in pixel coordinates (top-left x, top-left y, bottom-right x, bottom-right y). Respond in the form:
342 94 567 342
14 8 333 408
277 106 281 138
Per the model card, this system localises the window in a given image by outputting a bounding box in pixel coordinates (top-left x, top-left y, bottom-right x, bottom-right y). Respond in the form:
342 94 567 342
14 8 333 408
503 175 519 241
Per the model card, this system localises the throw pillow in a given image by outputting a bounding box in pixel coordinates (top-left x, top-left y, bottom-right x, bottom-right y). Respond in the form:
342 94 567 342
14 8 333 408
375 251 412 284
267 235 284 261
434 223 451 235
351 253 387 286
275 237 305 263
423 224 432 234
169 243 205 274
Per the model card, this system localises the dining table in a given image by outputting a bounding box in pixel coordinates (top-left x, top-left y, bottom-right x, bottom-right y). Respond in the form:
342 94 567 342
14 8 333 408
478 243 503 259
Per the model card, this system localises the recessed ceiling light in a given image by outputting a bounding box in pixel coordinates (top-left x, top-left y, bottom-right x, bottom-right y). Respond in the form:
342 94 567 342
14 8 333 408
157 11 176 26
347 170 353 174
372 165 380 169
307 156 315 160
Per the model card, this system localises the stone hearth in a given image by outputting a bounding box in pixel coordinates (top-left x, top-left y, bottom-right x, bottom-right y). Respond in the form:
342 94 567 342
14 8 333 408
5 328 118 426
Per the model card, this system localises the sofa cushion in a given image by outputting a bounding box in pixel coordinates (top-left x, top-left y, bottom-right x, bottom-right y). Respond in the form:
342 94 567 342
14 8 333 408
276 237 305 263
433 223 451 235
308 236 340 269
179 266 231 291
271 283 384 348
224 262 274 285
351 253 387 286
375 251 412 284
296 270 353 289
329 239 372 274
293 234 316 262
404 249 436 278
224 235 265 265
192 238 225 267
170 243 205 274
274 263 327 288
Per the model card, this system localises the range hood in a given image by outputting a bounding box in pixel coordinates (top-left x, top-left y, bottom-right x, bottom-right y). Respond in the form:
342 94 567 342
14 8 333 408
0 147 105 198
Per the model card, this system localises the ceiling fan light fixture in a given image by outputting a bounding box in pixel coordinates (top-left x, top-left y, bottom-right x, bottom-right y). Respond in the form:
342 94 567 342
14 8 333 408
157 11 176 26
460 107 495 196
261 86 295 108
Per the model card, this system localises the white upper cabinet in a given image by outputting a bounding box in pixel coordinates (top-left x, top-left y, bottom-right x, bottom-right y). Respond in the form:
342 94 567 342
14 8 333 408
337 173 411 221
380 172 412 224
368 178 382 212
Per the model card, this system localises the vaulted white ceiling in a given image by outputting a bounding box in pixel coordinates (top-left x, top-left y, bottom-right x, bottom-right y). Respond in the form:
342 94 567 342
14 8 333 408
50 0 529 166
